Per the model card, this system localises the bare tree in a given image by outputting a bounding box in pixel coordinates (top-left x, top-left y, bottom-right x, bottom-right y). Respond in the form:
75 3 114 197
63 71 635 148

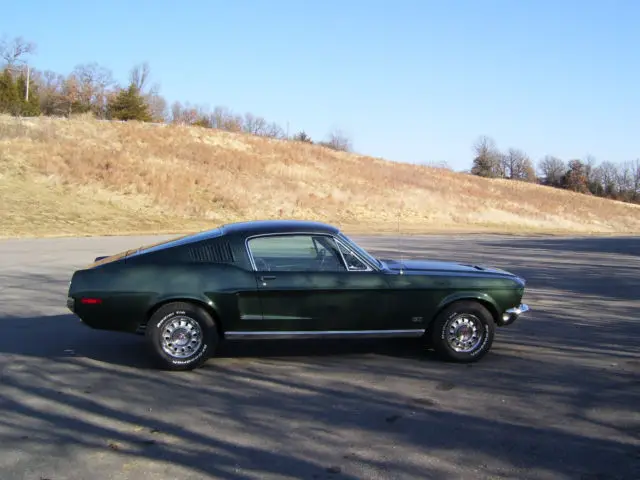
209 106 229 129
473 135 497 157
241 112 285 138
181 107 201 125
424 160 452 170
70 63 115 117
613 160 636 201
169 101 214 126
129 61 151 92
136 80 166 122
502 148 536 181
170 101 198 124
597 161 619 197
36 70 67 115
243 113 269 135
582 154 599 191
209 106 243 132
169 101 183 124
263 121 285 139
321 128 352 152
632 158 640 200
60 75 84 117
616 161 633 193
146 89 168 122
538 155 566 186
0 35 36 66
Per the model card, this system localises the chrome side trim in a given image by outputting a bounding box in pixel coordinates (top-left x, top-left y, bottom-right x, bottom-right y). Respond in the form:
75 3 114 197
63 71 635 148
336 232 382 269
240 314 313 320
334 237 373 272
225 329 425 340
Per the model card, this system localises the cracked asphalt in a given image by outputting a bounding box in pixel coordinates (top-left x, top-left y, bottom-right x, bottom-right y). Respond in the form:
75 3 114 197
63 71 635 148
0 233 638 479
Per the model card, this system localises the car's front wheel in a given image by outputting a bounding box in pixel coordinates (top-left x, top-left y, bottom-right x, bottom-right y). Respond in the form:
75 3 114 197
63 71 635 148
145 301 218 371
429 300 495 363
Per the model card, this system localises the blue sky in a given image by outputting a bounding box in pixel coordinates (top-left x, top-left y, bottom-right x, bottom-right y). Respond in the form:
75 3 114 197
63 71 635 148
3 0 639 171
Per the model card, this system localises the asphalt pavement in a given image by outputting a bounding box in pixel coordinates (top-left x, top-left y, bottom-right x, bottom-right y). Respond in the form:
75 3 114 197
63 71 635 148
0 233 638 479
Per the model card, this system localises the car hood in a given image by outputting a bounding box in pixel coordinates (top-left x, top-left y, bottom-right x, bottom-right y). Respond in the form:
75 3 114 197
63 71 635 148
382 258 514 276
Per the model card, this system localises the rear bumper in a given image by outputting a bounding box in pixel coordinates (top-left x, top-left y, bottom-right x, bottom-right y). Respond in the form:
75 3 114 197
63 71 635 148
498 303 529 326
67 296 75 312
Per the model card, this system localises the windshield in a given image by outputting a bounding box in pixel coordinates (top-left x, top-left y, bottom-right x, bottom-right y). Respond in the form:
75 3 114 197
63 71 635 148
337 233 382 268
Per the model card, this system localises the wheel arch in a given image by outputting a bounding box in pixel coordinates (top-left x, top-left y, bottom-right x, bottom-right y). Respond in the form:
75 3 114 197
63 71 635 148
430 292 500 326
144 296 225 338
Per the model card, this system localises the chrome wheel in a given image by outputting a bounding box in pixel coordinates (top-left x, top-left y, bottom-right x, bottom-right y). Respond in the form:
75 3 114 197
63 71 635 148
445 314 484 353
161 316 203 359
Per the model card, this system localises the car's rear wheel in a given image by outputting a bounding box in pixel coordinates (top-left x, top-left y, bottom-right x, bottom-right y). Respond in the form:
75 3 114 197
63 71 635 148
429 300 495 363
145 301 218 371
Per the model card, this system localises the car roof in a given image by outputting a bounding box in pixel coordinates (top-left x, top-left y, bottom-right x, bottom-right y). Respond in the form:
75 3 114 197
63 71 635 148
220 219 340 237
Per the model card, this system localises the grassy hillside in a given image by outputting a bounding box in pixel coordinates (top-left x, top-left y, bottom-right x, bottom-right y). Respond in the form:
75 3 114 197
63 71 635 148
1 113 639 238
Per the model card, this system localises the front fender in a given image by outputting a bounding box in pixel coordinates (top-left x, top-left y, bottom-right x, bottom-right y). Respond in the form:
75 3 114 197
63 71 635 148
433 291 501 323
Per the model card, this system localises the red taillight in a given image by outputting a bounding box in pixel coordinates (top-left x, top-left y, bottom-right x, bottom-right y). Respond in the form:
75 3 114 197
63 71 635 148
80 298 102 304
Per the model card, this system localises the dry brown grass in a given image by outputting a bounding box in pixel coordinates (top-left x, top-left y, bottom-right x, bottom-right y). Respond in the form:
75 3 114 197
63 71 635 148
1 113 639 238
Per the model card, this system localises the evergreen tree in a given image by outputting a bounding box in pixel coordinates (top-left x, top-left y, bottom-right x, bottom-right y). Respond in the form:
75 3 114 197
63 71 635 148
0 68 20 115
470 155 499 177
107 83 152 121
16 73 40 116
292 130 313 143
470 136 502 178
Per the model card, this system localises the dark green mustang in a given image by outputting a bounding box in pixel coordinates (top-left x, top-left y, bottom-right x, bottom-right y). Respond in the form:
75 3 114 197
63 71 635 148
66 220 530 370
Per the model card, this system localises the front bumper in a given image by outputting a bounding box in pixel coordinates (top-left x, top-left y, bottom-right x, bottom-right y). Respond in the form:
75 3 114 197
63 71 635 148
498 303 529 326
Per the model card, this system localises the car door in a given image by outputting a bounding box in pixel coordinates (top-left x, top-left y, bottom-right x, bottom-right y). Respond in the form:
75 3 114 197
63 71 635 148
243 233 391 334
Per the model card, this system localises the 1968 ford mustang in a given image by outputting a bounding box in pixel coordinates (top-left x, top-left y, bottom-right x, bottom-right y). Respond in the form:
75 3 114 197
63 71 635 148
66 220 530 370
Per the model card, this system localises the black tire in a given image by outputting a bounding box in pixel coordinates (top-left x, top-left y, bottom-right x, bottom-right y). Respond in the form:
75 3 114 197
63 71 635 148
145 301 218 371
429 300 495 363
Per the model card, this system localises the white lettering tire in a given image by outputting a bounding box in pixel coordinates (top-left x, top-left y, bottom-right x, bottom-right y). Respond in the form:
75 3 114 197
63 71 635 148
146 301 218 371
429 300 495 363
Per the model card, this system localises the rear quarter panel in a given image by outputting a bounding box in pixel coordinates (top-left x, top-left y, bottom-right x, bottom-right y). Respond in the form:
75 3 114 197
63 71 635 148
69 261 260 333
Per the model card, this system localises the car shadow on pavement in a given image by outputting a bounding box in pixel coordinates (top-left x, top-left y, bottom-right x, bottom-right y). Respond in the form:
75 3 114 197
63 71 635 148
0 318 638 479
0 313 436 371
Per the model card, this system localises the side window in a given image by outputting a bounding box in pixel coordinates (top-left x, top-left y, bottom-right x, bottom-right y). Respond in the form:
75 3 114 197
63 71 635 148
248 235 346 272
337 241 370 271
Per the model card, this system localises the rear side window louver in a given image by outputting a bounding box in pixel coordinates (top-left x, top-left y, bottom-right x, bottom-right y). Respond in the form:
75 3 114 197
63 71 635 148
187 242 235 264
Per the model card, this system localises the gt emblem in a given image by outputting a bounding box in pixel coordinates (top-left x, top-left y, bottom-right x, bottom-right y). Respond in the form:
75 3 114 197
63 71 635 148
411 316 424 323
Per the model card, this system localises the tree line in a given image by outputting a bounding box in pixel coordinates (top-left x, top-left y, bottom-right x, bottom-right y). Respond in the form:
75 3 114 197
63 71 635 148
0 34 352 151
2 34 637 204
469 135 639 205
